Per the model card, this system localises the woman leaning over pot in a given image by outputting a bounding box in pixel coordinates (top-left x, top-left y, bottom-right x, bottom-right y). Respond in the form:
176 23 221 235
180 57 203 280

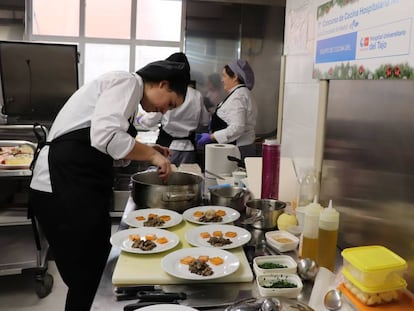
196 59 257 160
28 60 190 311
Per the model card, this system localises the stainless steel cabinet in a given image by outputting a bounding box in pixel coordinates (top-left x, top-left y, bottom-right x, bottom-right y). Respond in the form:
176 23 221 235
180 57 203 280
0 127 53 298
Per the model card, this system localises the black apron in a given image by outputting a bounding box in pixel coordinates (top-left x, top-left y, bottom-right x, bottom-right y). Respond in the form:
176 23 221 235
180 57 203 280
29 122 137 217
29 122 137 310
48 127 113 200
49 122 137 204
156 126 196 148
211 85 245 145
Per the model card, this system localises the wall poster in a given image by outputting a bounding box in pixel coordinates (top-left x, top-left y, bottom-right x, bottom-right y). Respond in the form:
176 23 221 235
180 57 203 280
314 0 414 79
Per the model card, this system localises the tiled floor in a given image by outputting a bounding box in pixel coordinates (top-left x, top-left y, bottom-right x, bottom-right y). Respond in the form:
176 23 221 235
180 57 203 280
0 222 120 311
0 260 66 311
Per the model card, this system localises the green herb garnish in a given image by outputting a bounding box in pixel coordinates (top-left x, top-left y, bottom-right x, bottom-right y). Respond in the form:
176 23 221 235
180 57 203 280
258 262 288 269
262 276 297 288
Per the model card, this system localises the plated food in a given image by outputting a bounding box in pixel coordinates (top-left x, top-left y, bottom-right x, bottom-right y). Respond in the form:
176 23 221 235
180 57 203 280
161 247 240 280
183 206 240 225
185 224 251 250
0 144 34 169
110 228 179 254
123 208 183 229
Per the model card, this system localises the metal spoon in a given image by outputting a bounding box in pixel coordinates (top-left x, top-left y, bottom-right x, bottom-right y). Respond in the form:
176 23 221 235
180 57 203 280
324 289 342 310
324 289 359 311
297 258 319 281
261 298 280 311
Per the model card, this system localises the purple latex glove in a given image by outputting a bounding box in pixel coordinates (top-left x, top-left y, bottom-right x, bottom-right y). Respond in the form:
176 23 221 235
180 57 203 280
197 133 212 146
136 116 143 124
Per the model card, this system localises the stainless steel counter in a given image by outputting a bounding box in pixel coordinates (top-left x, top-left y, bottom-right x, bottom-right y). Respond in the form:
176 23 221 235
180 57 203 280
91 195 315 311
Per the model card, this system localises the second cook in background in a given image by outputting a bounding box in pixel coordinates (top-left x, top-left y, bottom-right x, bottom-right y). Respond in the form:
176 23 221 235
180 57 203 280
138 52 210 166
197 59 257 160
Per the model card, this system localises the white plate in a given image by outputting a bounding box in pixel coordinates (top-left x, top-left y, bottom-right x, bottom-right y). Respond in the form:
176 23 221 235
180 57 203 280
183 206 240 225
184 224 251 250
136 305 198 311
110 228 179 254
161 247 240 280
123 208 183 229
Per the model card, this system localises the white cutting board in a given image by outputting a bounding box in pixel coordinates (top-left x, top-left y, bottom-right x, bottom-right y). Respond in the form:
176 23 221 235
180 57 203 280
244 157 298 205
112 221 254 285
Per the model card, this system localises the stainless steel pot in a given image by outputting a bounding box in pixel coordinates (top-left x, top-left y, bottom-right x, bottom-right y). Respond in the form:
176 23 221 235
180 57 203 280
131 171 203 213
209 186 252 214
243 199 286 230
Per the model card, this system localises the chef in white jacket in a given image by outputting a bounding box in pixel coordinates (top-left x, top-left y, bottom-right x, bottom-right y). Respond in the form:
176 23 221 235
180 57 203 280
29 60 190 311
197 59 257 160
138 53 210 165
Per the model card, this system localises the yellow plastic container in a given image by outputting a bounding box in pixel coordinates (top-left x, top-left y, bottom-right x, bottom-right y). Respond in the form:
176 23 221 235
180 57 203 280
341 245 407 287
343 267 407 293
342 268 406 305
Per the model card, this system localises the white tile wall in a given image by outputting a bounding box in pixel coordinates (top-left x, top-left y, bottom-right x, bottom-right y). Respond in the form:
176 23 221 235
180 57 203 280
281 82 319 175
284 54 317 84
281 0 327 176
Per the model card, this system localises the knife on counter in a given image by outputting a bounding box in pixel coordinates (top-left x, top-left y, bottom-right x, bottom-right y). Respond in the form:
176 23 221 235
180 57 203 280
114 285 162 294
124 296 256 311
114 285 163 301
116 289 186 302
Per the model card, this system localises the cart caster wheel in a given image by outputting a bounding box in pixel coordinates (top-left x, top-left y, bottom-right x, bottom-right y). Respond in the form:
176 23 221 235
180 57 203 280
35 273 54 298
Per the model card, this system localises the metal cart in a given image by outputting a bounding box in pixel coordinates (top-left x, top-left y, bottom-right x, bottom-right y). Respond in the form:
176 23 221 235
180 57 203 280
0 125 53 298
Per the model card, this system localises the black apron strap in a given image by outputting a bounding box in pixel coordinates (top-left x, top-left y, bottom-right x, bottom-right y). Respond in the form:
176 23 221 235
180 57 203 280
210 85 245 145
157 126 196 148
156 127 174 147
214 84 245 112
30 123 49 171
127 121 138 138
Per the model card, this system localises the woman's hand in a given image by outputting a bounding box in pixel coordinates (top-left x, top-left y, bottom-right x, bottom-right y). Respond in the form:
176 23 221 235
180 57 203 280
150 151 171 180
151 144 171 157
124 141 171 180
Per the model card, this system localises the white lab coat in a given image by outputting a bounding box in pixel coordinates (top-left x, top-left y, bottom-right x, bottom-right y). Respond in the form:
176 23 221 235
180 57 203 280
213 85 257 146
139 86 209 151
30 71 142 192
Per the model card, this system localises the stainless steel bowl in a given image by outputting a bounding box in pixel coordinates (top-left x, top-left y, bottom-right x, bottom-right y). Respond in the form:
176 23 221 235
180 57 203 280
243 199 286 230
209 186 252 214
131 170 203 213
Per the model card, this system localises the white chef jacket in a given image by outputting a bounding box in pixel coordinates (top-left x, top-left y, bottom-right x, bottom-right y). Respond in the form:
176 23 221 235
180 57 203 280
30 71 142 193
213 85 257 146
139 87 209 151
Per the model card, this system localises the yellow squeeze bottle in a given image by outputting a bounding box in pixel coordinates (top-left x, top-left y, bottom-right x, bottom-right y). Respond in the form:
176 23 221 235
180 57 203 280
317 200 339 272
301 196 323 261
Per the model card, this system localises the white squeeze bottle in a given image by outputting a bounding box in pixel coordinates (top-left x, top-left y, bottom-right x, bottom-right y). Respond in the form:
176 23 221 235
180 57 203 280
301 196 323 261
317 200 339 272
296 168 319 231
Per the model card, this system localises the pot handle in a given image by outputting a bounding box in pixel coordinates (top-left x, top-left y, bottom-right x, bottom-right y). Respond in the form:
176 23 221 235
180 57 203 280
163 191 196 202
231 188 252 202
241 210 263 225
